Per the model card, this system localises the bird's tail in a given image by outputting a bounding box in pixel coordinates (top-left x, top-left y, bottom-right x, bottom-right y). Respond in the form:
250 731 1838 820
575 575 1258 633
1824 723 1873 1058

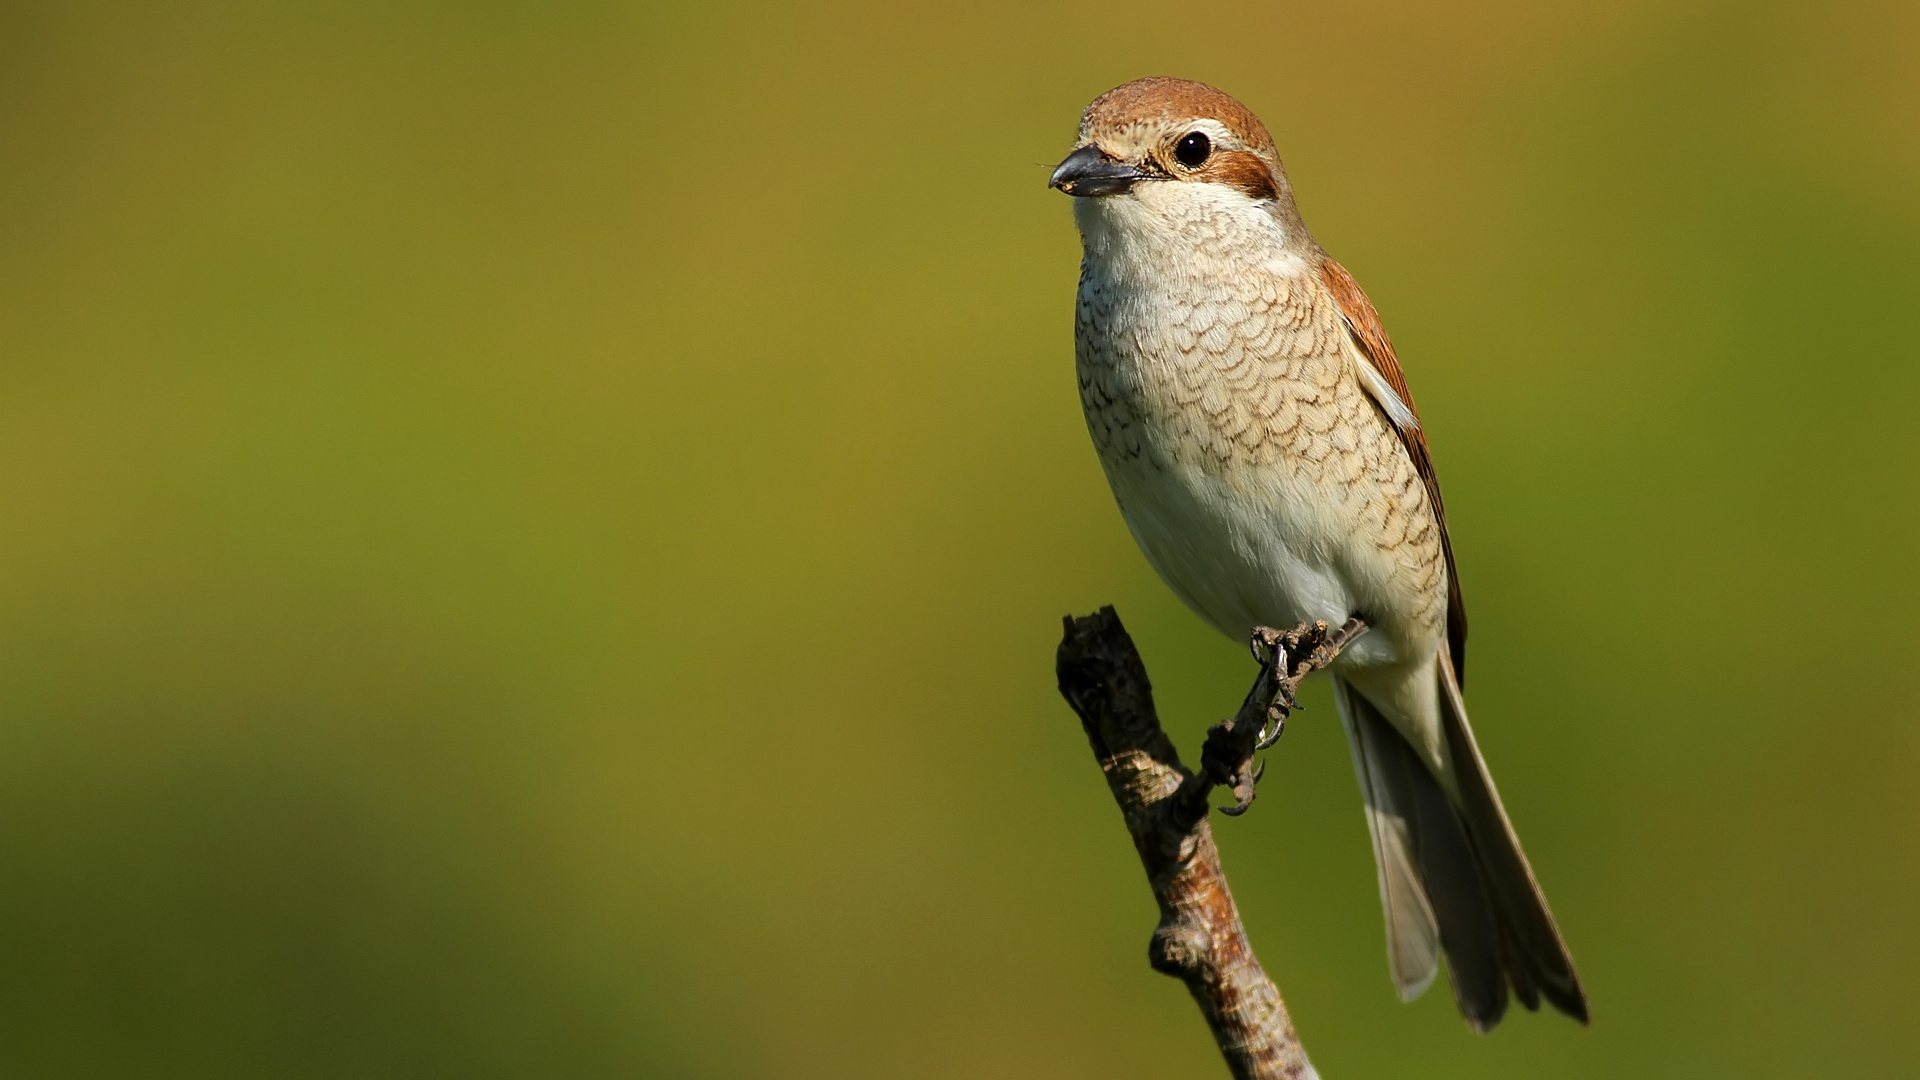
1332 660 1587 1032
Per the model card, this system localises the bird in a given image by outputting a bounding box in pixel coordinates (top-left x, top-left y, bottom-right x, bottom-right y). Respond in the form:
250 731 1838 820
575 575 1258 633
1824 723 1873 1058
1049 76 1587 1032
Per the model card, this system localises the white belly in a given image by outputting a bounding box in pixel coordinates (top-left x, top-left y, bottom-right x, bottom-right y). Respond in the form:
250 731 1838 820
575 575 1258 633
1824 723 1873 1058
1103 450 1408 674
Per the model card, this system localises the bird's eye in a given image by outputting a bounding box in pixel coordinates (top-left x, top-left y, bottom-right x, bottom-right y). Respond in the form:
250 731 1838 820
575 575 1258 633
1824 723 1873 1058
1174 131 1211 168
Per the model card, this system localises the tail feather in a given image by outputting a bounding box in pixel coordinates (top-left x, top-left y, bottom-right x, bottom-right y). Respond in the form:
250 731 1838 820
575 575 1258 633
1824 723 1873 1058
1335 676 1507 1030
1499 919 1542 1013
1435 654 1588 1023
1333 665 1588 1030
1333 675 1439 1001
1402 731 1509 1031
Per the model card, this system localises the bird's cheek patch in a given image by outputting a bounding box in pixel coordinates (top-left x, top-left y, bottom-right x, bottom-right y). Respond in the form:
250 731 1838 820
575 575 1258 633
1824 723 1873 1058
1205 151 1281 201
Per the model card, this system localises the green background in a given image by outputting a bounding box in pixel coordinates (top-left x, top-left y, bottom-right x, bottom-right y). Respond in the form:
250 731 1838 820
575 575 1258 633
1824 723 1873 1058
2 1 1916 1076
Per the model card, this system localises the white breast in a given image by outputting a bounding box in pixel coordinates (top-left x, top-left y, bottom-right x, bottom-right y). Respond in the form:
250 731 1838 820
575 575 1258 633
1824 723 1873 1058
1072 182 1445 677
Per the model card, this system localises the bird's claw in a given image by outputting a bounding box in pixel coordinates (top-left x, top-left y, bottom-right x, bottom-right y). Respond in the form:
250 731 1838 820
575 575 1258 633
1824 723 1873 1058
1213 621 1336 812
1254 709 1286 750
1248 625 1287 666
1210 618 1365 818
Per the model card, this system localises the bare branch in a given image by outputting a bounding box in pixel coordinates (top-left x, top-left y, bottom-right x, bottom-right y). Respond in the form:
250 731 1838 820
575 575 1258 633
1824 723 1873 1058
1056 607 1366 1080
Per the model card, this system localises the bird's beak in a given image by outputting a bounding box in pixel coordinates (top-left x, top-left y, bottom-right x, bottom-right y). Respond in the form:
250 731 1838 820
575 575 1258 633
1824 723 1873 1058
1050 144 1147 197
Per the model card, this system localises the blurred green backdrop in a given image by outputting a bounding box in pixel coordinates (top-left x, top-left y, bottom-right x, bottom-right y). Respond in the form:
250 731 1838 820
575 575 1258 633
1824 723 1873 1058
2 1 1916 1076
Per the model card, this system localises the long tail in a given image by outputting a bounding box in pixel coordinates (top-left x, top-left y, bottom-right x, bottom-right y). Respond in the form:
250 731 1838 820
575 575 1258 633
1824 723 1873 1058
1333 661 1588 1032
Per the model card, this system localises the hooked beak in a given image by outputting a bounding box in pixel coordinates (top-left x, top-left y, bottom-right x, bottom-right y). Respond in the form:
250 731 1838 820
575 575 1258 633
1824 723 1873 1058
1049 144 1148 197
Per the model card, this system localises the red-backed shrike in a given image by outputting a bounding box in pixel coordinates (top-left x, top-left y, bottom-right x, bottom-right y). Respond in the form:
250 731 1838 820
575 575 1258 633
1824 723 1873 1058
1052 77 1585 1031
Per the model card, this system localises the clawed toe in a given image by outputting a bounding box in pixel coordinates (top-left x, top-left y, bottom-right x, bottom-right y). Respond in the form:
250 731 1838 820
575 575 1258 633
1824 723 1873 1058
1254 711 1286 751
1247 625 1286 666
1207 619 1367 817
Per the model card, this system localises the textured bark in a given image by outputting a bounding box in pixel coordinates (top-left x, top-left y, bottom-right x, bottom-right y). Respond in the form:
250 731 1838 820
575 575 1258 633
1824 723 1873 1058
1056 607 1364 1080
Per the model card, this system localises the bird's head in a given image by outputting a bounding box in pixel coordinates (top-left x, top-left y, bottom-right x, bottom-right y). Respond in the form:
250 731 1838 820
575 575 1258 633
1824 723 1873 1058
1051 78 1306 254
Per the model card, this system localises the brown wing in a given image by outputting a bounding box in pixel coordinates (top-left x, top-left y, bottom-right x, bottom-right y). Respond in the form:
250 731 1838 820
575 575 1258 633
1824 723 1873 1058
1319 259 1469 685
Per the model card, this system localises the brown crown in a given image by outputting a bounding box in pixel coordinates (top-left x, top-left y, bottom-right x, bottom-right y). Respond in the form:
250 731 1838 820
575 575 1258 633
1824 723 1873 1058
1079 77 1277 158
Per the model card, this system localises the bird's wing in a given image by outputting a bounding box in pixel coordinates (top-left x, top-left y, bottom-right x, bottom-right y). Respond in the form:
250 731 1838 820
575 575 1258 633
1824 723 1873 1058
1318 258 1468 684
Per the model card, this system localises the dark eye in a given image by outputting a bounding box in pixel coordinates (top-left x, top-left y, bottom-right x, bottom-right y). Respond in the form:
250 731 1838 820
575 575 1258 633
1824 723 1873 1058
1174 131 1211 168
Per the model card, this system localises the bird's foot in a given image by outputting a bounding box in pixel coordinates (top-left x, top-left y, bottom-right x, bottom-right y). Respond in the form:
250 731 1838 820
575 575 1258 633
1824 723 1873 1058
1202 618 1366 816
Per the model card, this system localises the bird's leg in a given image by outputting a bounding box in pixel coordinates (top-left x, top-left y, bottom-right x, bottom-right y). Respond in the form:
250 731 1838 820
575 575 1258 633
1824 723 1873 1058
1201 624 1297 816
1201 617 1368 816
1251 630 1292 750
